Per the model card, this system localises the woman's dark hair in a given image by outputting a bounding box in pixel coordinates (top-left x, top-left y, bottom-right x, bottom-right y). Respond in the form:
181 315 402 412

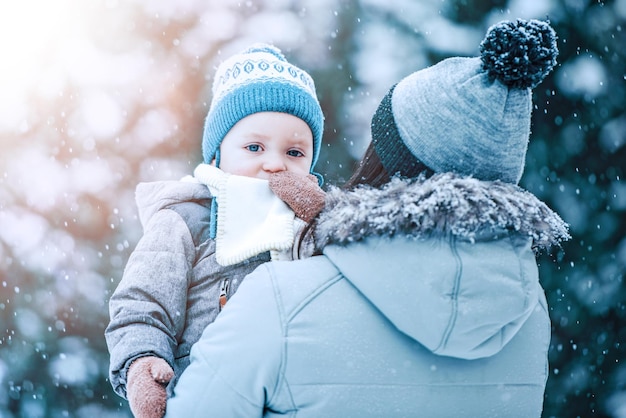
296 142 434 257
342 142 392 190
345 141 435 190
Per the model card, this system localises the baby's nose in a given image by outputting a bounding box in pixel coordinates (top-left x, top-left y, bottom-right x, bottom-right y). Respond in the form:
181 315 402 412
263 155 287 172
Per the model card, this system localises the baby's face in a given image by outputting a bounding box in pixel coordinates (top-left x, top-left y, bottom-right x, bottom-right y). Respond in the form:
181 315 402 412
218 112 314 180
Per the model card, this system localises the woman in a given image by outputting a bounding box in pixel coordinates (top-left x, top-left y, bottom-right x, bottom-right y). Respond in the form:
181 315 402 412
165 19 569 417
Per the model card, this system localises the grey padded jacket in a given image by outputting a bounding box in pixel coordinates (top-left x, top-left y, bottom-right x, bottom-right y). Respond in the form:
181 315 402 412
105 180 269 398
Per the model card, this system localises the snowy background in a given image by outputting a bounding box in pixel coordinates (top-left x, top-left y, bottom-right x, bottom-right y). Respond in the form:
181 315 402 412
0 0 625 416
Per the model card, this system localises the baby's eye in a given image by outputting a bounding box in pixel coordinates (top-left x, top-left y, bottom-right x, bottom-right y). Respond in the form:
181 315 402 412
245 144 261 152
287 149 304 157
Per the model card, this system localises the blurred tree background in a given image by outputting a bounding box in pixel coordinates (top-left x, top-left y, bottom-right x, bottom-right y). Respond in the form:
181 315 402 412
0 0 624 416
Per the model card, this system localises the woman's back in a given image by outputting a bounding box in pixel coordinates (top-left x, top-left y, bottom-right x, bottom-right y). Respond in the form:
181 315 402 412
166 175 562 418
263 257 550 417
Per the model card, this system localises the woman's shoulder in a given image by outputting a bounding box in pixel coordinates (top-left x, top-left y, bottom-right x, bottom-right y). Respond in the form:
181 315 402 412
244 256 343 316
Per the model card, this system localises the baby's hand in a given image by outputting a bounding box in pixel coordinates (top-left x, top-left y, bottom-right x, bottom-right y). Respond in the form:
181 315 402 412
127 356 174 418
269 172 326 223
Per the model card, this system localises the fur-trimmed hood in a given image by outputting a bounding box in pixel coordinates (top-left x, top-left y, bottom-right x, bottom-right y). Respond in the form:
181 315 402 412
316 174 569 360
315 173 570 251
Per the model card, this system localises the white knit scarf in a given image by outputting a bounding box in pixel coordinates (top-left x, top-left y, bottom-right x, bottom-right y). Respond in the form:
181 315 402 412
191 164 299 266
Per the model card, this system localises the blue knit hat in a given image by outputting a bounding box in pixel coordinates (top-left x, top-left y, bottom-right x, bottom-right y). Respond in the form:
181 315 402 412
372 19 558 184
202 43 324 179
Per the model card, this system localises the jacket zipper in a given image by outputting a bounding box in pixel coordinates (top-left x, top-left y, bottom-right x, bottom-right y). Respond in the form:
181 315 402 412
219 278 230 311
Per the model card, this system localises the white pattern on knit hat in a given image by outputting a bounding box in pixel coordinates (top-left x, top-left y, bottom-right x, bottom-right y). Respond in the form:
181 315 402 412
210 46 317 111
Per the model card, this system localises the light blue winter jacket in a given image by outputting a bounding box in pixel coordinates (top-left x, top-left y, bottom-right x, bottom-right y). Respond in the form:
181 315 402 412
166 174 569 417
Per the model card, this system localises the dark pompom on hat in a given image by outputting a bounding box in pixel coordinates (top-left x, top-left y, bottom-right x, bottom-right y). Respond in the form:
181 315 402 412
372 19 559 184
480 19 558 89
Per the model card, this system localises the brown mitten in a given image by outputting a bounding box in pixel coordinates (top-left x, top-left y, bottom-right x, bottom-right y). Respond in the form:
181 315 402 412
269 172 326 223
127 356 174 418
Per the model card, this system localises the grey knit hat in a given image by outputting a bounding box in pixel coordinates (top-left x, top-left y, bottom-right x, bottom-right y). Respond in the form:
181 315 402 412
372 19 558 184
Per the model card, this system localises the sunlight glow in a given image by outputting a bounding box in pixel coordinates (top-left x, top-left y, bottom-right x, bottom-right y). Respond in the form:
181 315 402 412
0 0 75 94
0 0 79 129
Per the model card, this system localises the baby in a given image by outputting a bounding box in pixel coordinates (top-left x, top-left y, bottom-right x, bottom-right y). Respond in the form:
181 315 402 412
105 43 325 418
